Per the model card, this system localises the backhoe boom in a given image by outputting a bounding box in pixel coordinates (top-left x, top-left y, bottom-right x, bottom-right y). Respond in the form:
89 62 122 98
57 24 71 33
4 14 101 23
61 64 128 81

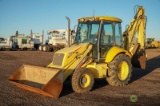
123 6 147 69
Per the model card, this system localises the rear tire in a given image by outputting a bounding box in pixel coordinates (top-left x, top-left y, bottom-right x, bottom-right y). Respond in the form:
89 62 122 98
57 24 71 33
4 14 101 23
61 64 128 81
72 68 94 93
106 54 132 86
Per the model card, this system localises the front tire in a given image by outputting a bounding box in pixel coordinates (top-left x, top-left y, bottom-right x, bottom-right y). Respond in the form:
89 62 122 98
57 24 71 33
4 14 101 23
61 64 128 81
106 54 132 86
72 68 94 93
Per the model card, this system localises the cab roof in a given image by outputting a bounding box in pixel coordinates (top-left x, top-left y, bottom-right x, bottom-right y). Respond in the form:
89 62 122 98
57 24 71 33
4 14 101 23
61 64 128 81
78 16 122 22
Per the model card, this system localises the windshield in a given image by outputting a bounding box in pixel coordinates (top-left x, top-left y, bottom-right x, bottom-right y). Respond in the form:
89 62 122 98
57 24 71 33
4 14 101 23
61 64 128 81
75 22 100 44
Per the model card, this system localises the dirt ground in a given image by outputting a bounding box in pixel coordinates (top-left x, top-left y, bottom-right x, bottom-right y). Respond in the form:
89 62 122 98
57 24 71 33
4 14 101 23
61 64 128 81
0 49 160 106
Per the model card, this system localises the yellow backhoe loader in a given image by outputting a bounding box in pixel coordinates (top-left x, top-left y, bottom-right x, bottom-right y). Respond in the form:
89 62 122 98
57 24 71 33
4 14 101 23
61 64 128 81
8 6 147 99
146 38 159 48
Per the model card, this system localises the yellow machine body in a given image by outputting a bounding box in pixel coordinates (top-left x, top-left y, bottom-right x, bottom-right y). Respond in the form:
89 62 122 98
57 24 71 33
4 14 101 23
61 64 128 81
8 6 147 99
151 41 159 48
8 42 132 98
146 38 159 48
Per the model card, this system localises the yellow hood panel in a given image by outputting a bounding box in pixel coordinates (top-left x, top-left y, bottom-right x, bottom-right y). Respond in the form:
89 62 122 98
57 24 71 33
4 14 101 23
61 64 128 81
50 43 90 68
57 43 89 54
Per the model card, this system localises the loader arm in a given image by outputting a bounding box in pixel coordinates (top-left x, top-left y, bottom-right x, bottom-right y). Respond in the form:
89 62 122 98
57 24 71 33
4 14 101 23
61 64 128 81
123 6 147 69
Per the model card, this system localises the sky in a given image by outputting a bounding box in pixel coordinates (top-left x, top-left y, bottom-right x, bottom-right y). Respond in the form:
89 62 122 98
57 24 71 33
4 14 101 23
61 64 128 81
0 0 160 41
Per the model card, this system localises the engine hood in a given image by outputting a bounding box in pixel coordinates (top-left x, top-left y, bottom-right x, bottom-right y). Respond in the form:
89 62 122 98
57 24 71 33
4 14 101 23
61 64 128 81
50 43 91 68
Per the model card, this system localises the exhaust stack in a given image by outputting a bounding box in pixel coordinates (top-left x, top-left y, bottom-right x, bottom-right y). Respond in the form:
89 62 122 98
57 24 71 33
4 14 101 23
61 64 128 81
66 16 71 47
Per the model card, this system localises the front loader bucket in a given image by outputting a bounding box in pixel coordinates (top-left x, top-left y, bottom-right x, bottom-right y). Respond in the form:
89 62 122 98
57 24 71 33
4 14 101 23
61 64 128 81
8 64 63 99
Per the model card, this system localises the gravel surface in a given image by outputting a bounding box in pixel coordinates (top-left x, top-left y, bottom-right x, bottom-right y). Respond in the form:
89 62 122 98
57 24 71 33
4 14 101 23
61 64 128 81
0 49 160 106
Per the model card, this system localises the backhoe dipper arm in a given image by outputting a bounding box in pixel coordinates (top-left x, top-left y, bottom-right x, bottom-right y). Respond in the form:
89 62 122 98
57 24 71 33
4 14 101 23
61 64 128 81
123 6 147 69
123 6 146 54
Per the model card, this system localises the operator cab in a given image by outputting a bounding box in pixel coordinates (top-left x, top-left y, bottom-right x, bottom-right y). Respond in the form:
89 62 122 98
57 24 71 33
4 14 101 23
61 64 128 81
75 16 123 61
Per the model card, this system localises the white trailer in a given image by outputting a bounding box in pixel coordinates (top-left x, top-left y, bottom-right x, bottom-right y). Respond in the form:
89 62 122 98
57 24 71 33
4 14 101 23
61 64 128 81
39 29 71 52
0 30 43 51
11 30 43 50
12 34 34 50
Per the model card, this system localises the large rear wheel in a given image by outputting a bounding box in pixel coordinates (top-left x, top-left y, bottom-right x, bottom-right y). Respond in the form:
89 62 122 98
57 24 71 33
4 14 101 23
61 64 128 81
106 54 132 86
72 68 94 93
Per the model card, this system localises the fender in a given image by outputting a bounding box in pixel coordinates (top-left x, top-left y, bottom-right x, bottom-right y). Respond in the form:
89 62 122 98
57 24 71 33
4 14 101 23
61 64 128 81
105 46 132 63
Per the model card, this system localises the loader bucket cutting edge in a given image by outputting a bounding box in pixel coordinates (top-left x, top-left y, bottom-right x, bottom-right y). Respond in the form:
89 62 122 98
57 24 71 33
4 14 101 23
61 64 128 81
8 64 63 99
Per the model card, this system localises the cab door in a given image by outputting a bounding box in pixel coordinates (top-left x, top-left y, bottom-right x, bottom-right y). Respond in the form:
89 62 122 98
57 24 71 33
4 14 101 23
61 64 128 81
99 22 122 60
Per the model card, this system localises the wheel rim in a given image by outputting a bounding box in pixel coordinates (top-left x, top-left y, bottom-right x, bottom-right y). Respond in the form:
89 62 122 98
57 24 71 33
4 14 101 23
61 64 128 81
43 46 46 51
80 74 91 88
118 61 129 81
39 46 42 50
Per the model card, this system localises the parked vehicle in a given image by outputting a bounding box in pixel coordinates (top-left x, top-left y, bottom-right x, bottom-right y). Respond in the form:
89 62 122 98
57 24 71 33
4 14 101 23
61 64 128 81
0 31 44 51
39 29 74 52
8 6 147 99
0 36 14 50
146 38 160 48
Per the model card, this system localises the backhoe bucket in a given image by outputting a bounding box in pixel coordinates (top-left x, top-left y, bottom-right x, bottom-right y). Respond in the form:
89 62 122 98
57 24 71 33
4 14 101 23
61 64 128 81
8 64 63 99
